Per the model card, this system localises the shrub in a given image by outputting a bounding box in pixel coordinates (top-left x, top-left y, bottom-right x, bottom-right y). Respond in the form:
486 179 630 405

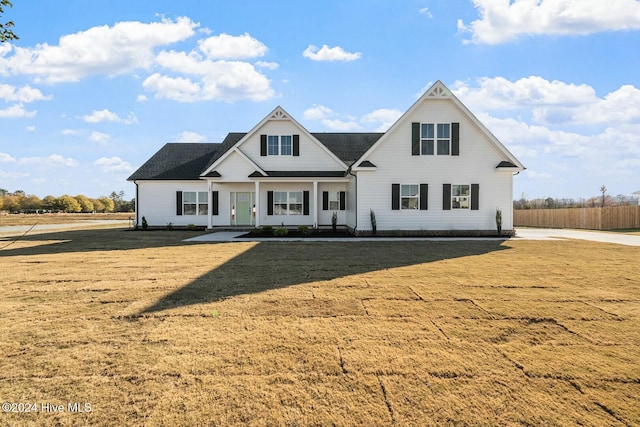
260 225 273 235
186 224 196 231
370 209 377 236
274 226 289 236
166 222 173 230
297 225 309 236
141 216 148 230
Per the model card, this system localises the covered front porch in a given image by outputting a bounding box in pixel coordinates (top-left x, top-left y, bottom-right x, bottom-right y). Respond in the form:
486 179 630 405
205 177 350 229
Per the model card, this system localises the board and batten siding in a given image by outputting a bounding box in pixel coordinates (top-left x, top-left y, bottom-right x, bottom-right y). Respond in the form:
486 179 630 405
238 121 344 171
355 99 515 231
136 180 209 227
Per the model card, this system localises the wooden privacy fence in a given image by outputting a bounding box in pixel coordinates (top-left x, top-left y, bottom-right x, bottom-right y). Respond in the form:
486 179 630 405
514 206 640 230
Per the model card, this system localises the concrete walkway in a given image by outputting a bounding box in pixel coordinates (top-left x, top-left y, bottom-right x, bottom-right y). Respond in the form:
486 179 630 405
185 228 640 246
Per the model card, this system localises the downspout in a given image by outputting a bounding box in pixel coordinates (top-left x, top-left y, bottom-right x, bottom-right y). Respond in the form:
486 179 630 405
134 181 139 229
347 166 357 233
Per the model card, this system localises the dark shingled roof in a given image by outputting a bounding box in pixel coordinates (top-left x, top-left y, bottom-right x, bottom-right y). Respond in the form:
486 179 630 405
312 133 383 165
496 161 517 168
128 143 220 180
129 132 383 181
357 160 377 168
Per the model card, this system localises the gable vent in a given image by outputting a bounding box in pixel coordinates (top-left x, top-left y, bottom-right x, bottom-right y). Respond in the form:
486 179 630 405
270 109 288 120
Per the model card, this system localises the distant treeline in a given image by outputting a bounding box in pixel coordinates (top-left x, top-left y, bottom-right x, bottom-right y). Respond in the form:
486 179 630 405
514 193 638 210
0 189 134 213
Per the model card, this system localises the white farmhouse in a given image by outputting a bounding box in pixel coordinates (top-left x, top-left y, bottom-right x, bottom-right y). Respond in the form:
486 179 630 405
128 81 525 235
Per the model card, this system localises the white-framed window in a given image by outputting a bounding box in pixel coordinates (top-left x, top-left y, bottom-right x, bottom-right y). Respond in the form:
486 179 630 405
274 191 288 215
267 135 293 156
437 123 450 155
401 184 419 210
197 191 208 215
329 192 340 210
268 135 279 155
420 124 434 155
273 191 303 215
452 184 470 209
421 123 450 155
280 135 292 156
182 191 208 215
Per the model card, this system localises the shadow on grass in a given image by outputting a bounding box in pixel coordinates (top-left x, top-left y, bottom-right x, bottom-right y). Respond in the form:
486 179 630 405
0 227 207 255
140 240 510 314
0 227 511 314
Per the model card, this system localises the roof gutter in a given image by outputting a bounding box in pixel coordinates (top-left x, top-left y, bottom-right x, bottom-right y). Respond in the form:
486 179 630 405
347 165 357 233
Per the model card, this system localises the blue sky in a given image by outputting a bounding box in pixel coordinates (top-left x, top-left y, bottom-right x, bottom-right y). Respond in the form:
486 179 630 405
1 0 639 201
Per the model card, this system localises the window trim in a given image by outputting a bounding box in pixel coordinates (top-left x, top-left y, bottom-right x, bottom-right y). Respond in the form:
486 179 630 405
272 191 305 215
451 184 471 210
400 184 420 210
266 135 294 156
420 122 452 156
181 191 208 216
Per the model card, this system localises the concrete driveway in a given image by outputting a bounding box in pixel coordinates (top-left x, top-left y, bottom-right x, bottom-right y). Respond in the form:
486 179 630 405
515 228 640 247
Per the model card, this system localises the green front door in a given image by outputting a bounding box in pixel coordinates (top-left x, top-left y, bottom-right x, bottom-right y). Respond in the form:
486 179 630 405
236 192 252 225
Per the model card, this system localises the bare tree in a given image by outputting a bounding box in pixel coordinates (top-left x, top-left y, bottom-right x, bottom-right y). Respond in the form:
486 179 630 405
600 185 607 207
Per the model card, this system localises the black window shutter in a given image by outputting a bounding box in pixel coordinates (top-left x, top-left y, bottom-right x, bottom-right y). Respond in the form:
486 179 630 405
339 191 346 210
411 122 420 156
391 184 400 210
452 123 460 156
303 191 310 215
267 191 273 215
176 191 182 216
293 135 300 156
471 184 479 210
443 184 451 210
322 191 328 210
260 135 267 156
212 191 219 216
419 184 428 210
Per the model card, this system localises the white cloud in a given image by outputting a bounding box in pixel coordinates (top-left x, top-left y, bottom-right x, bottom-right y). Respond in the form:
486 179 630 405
0 170 29 179
302 45 362 62
419 7 433 18
89 131 110 145
0 104 37 118
525 170 552 180
255 61 279 70
0 17 198 83
459 0 640 44
304 105 401 132
175 131 207 142
145 51 274 102
453 76 640 126
82 109 138 124
361 108 403 132
303 104 334 120
26 126 36 132
136 94 148 102
452 76 595 111
62 129 79 135
18 154 78 168
321 118 362 131
198 33 267 59
0 153 16 163
0 84 52 102
93 156 134 173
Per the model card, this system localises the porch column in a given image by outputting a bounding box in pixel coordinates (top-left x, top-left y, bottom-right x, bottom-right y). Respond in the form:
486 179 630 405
254 180 260 227
313 180 318 228
207 180 213 229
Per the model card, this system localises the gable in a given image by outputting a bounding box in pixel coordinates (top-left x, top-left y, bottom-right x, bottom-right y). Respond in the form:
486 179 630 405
202 106 348 176
356 81 524 171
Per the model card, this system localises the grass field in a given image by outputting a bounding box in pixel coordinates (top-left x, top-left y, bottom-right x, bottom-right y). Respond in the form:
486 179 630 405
1 226 639 426
0 213 132 227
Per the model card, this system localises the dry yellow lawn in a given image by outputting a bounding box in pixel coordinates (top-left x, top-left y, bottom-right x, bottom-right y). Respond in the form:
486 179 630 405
0 227 638 426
